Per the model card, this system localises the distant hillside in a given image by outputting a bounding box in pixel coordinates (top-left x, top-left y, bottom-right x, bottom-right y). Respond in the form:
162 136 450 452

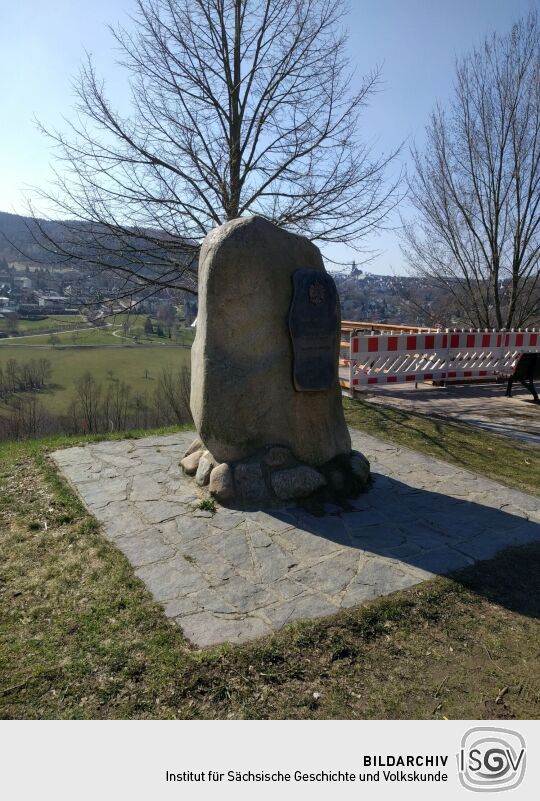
0 210 60 263
0 211 196 276
0 209 438 324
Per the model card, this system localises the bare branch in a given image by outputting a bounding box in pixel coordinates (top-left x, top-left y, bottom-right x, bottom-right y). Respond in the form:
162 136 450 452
25 0 398 299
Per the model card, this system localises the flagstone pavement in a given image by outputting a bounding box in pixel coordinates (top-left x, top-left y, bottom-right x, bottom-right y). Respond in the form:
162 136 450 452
52 429 540 647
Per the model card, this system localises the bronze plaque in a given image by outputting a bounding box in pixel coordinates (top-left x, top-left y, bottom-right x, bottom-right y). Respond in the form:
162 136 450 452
288 269 339 391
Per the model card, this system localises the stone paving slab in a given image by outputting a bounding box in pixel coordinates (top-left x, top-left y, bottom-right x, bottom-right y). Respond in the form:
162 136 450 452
51 430 540 647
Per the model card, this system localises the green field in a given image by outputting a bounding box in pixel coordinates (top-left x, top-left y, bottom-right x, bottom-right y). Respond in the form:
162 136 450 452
3 319 194 348
13 315 84 334
3 327 116 346
0 342 190 413
3 326 137 347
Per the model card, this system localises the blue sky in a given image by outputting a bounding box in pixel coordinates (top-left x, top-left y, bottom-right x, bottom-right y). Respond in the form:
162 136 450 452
0 0 537 273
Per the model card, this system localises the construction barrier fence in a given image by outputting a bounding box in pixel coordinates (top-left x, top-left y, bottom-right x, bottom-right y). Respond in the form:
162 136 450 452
339 328 540 392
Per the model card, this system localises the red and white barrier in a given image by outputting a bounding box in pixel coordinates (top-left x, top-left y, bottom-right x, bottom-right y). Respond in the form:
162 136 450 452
339 329 540 391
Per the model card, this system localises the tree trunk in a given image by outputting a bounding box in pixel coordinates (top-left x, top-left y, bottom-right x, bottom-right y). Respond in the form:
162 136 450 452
227 0 242 220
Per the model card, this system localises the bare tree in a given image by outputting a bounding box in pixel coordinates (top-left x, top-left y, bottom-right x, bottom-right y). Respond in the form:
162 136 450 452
5 359 19 393
103 381 132 431
157 303 177 337
155 366 192 423
28 0 398 299
75 372 103 433
2 396 49 440
403 12 540 329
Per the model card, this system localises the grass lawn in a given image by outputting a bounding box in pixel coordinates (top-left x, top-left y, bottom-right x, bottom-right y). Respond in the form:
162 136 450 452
0 342 191 414
0 402 539 719
343 398 540 495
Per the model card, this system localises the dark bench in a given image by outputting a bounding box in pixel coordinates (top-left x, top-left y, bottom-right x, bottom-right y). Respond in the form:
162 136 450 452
505 353 540 403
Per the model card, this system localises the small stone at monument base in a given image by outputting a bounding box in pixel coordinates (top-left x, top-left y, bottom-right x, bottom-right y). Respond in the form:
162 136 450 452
183 437 204 458
264 446 293 468
350 450 370 486
181 441 370 506
272 465 327 500
181 449 204 476
234 463 268 504
195 450 216 486
209 463 235 503
234 462 263 484
327 468 346 493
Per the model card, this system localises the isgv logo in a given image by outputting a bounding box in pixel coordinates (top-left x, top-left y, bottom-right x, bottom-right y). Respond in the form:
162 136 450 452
457 727 526 792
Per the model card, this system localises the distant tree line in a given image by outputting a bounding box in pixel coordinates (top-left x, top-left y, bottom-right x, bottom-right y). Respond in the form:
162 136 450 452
0 366 192 441
0 358 52 398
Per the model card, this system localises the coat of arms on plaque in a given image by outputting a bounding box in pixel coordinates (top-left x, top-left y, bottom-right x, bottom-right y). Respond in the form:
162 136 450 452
309 280 326 305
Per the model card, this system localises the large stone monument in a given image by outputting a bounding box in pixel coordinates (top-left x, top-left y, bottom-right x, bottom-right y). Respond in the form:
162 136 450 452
182 216 370 505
